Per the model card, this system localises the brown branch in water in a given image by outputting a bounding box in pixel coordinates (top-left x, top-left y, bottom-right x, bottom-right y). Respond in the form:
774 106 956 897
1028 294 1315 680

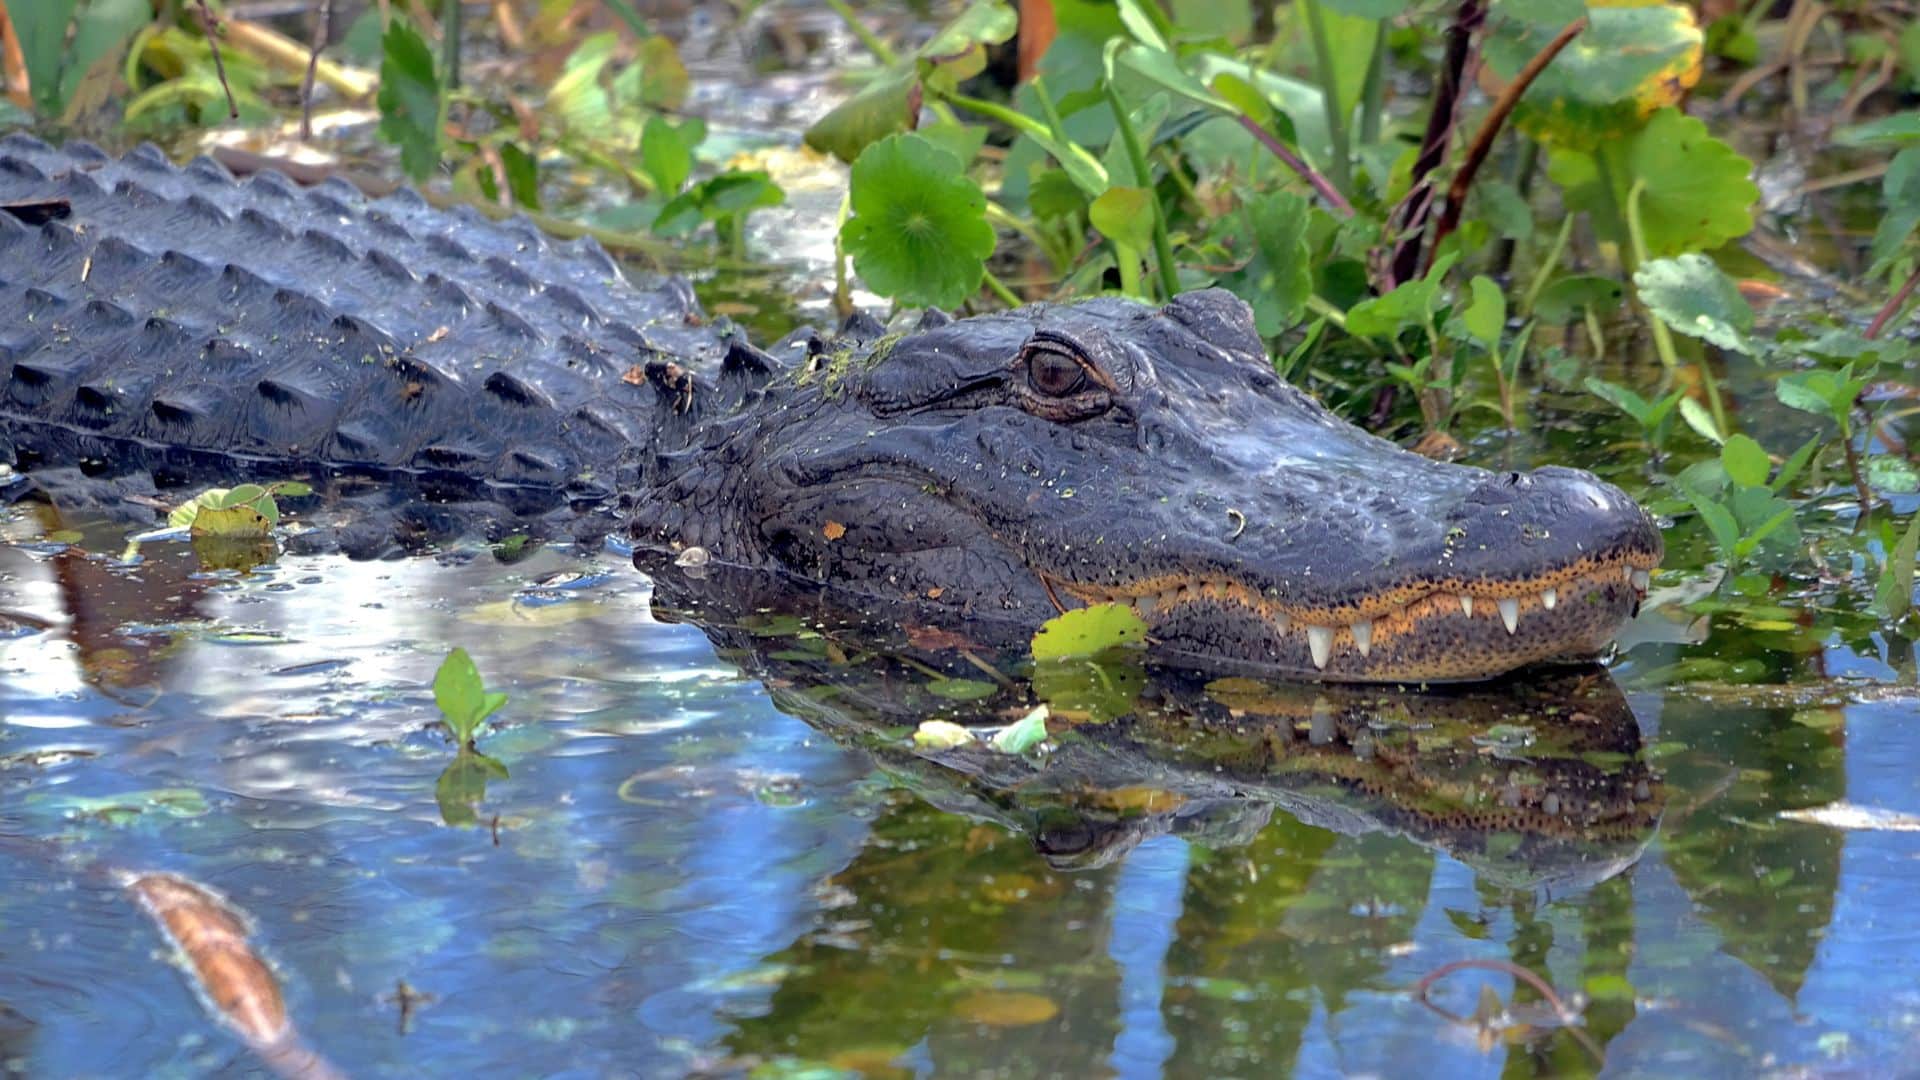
1233 113 1354 217
1866 262 1920 340
1385 0 1487 288
1414 957 1606 1065
193 0 241 120
1425 16 1587 271
300 0 334 140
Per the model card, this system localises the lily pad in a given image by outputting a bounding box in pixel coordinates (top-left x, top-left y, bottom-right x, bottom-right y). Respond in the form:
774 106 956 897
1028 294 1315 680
840 134 996 308
1550 108 1759 258
1030 603 1149 660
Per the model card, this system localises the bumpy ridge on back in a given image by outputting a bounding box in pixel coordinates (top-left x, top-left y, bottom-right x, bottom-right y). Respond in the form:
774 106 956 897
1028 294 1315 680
0 136 727 497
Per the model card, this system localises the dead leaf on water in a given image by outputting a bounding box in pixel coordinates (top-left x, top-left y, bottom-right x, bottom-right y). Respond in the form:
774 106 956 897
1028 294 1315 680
822 521 847 540
951 990 1060 1027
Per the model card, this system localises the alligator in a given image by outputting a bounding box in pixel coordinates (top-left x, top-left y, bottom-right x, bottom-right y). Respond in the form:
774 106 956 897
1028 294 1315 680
0 135 1663 682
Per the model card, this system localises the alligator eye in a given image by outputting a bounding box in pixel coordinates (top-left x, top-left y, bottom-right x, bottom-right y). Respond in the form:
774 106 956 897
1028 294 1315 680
1023 337 1090 397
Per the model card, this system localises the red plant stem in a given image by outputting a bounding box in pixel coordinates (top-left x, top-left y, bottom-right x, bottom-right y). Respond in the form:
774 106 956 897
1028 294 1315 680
1386 0 1487 287
1866 262 1920 339
1425 15 1587 272
1234 113 1354 217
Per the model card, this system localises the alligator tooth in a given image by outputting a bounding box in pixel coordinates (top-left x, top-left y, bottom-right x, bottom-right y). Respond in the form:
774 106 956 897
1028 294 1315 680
1307 625 1334 670
1273 610 1291 632
1541 587 1557 611
1350 619 1373 658
1631 569 1650 591
1135 594 1159 618
1497 597 1520 634
1459 595 1473 618
1309 698 1335 744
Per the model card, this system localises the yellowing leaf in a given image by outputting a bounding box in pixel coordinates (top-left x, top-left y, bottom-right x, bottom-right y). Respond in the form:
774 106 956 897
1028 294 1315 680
952 991 1060 1027
912 720 976 749
1487 3 1703 150
1030 603 1149 660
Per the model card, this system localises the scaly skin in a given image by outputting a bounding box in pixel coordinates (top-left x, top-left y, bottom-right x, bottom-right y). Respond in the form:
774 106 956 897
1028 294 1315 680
0 137 1661 682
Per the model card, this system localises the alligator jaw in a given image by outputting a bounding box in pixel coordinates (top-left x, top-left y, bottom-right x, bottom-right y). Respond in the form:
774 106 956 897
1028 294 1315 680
1064 552 1659 682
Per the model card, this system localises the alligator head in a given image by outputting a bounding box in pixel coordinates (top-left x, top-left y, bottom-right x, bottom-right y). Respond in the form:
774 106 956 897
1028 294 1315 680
632 289 1662 682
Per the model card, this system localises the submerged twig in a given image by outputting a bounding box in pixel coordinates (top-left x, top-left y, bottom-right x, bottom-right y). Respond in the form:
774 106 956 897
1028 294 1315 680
1414 957 1605 1065
300 0 333 140
193 0 241 120
1233 114 1354 217
1426 16 1587 271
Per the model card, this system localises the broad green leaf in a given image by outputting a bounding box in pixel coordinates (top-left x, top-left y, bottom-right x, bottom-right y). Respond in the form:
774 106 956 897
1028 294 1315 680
58 0 151 116
640 115 702 194
1219 190 1313 336
1321 0 1412 17
13 0 80 115
1346 264 1447 338
912 719 976 749
1770 435 1822 494
1870 147 1920 271
1493 0 1585 27
1834 111 1920 147
915 121 989 169
378 17 442 181
1031 603 1149 660
841 134 996 308
991 705 1051 754
1686 494 1741 562
433 647 508 746
1116 0 1172 50
1635 254 1756 352
1089 186 1156 252
1170 0 1254 42
1678 397 1722 445
498 143 539 210
1551 109 1759 257
1721 434 1771 489
1459 275 1507 349
1487 4 1703 149
633 34 689 109
1112 42 1227 115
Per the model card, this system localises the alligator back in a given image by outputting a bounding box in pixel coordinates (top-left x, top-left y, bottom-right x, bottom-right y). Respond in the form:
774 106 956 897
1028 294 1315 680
0 136 723 507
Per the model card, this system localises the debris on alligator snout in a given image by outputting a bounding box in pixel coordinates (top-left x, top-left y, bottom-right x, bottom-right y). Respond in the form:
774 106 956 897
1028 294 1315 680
128 873 344 1080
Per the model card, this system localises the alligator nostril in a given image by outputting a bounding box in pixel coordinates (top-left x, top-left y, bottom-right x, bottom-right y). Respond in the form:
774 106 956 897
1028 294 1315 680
1504 471 1528 488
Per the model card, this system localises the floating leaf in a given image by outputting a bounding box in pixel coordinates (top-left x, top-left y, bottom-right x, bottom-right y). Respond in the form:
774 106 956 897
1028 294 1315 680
991 705 1050 754
926 677 999 702
841 134 996 308
912 719 976 749
1635 254 1755 352
1868 455 1920 495
952 991 1060 1027
1030 603 1149 660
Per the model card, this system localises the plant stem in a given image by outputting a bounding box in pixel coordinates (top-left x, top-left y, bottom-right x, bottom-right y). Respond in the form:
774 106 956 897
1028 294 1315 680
1306 294 1349 329
300 0 333 140
193 0 241 119
1233 114 1354 216
1301 0 1352 197
1358 21 1388 147
440 0 460 88
822 0 899 65
983 269 1021 307
1385 0 1485 286
1619 173 1679 370
1519 213 1572 316
1866 262 1920 339
1107 84 1181 300
1426 15 1586 269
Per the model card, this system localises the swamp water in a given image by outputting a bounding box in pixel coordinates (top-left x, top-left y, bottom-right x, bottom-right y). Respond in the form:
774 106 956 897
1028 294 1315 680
0 485 1916 1078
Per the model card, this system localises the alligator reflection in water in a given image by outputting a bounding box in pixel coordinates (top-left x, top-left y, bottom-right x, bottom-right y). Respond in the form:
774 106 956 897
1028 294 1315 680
652 563 1666 894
